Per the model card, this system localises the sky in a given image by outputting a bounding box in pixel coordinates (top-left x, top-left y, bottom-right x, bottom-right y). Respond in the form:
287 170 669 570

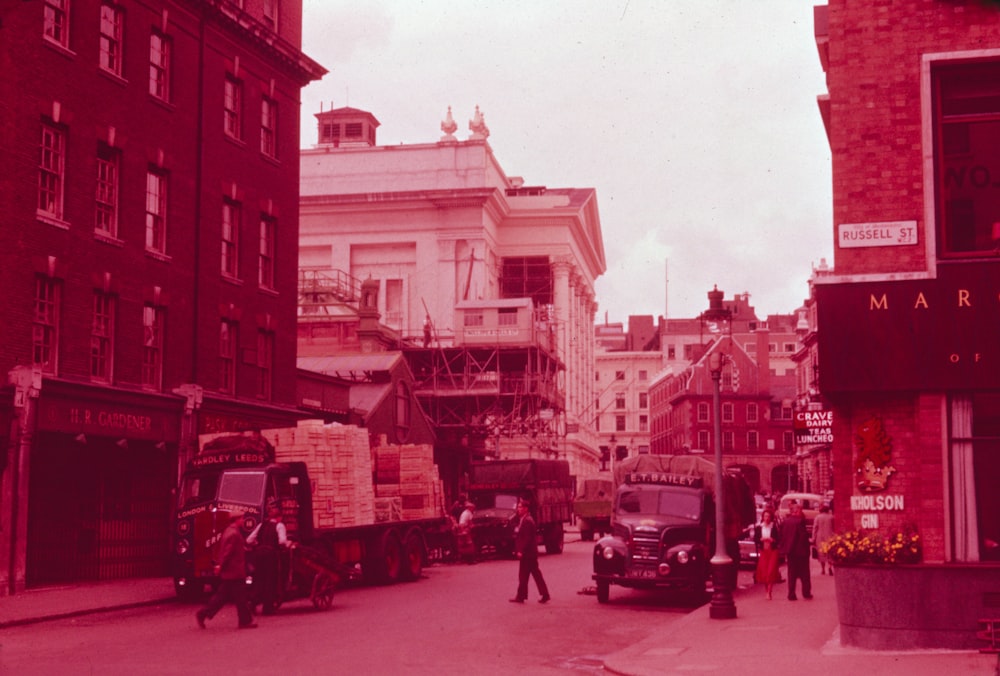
298 0 833 325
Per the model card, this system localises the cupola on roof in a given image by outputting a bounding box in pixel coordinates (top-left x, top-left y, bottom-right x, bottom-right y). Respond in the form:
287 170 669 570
315 105 380 148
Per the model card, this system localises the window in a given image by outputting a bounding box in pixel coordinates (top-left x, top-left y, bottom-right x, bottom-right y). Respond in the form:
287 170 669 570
615 415 626 432
145 169 167 253
697 401 709 423
747 430 759 451
224 75 242 139
934 60 1000 257
698 429 710 451
394 381 412 443
44 0 69 48
747 402 759 423
722 402 734 423
220 320 237 393
222 199 240 277
498 307 518 325
262 0 278 30
258 215 275 289
345 122 363 138
638 392 648 409
91 291 115 382
257 330 273 400
783 431 794 453
722 431 734 452
950 393 1000 561
639 415 648 432
783 342 796 352
260 96 277 157
99 3 123 76
38 122 65 220
464 312 484 327
320 122 340 145
667 346 676 359
96 144 119 236
142 304 163 389
615 393 625 410
615 370 626 381
149 31 170 101
33 277 60 374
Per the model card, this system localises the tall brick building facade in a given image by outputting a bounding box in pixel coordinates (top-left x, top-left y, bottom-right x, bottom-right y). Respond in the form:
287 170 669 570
813 0 1000 647
0 1 324 592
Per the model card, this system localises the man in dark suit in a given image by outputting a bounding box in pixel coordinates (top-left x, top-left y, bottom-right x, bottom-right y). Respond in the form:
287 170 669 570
196 511 257 629
778 501 813 601
509 498 550 604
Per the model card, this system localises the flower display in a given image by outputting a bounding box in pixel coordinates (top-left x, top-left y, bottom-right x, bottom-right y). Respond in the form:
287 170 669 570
820 525 922 565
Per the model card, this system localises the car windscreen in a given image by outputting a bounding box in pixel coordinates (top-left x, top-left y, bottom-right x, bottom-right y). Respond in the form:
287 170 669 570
617 488 702 521
218 470 266 505
493 494 519 510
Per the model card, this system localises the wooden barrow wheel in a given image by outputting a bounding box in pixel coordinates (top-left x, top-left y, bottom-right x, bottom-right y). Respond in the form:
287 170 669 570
310 572 337 610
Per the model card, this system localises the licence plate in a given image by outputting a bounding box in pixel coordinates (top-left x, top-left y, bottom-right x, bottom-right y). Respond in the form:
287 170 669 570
627 567 658 579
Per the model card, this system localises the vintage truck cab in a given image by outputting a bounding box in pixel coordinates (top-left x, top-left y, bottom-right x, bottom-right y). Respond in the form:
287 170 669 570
592 471 715 603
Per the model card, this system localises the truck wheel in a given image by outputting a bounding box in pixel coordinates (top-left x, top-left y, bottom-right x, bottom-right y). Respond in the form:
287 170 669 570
544 523 564 554
381 531 404 584
596 580 610 604
402 529 425 581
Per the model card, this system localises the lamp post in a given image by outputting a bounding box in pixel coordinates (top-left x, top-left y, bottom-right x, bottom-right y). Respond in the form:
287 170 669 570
708 350 736 619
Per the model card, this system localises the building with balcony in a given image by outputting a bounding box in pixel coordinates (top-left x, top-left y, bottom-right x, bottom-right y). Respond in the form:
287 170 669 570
298 105 606 487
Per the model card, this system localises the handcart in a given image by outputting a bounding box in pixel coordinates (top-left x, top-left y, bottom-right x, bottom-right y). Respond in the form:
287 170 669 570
281 544 358 610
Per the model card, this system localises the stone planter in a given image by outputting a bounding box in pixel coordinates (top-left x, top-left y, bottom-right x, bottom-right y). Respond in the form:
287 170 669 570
835 563 1000 650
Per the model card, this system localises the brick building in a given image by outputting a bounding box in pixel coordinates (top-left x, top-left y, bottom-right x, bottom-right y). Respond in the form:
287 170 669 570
813 0 1000 647
0 1 324 592
649 289 797 495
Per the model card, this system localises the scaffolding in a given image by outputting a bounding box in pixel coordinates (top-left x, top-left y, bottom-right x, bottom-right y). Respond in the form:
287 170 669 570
403 344 564 457
298 268 362 316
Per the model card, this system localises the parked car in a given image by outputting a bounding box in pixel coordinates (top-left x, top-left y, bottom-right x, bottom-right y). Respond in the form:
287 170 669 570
776 492 824 534
738 525 759 568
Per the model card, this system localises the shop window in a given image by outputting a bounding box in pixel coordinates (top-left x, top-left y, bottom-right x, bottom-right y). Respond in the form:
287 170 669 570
951 393 1000 561
934 60 1000 257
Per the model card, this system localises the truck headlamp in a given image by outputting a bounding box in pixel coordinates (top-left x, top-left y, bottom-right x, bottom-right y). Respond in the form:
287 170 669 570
602 545 616 560
175 538 190 555
676 550 690 564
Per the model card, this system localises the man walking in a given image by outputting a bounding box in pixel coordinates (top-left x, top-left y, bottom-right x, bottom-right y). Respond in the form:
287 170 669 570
509 498 550 604
779 501 812 601
197 510 257 629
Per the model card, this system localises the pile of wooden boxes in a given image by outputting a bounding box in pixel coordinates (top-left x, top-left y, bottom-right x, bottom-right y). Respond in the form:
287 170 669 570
263 420 376 529
373 436 444 523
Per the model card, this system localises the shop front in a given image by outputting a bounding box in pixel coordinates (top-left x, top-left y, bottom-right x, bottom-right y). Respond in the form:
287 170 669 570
816 264 1000 648
24 380 183 587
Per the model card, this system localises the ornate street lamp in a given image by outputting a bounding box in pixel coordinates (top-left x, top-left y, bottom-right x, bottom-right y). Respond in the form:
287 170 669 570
708 350 736 619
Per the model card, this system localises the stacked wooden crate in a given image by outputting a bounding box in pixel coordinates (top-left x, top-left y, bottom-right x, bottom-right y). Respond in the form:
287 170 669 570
372 439 444 521
262 420 376 529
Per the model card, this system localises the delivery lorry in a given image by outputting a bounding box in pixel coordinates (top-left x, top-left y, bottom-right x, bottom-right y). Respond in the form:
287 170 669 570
574 477 614 541
172 421 451 600
467 459 573 557
591 455 755 603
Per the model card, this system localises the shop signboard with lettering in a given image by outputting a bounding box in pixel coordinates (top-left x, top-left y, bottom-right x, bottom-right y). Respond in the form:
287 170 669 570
816 263 1000 392
794 409 833 445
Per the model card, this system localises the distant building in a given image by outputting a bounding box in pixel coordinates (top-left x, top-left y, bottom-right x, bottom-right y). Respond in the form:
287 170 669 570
0 1 324 592
649 288 797 495
298 105 606 487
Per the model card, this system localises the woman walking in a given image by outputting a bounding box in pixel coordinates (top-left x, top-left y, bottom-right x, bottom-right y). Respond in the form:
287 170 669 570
755 508 781 600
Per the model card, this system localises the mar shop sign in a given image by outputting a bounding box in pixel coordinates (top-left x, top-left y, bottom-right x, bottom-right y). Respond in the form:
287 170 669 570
816 264 1000 392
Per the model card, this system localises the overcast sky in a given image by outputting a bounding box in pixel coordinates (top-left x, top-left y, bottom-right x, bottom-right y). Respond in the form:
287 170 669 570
299 0 833 325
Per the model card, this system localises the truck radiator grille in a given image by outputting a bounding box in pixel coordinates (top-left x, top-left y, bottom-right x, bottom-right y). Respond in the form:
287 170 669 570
630 534 661 563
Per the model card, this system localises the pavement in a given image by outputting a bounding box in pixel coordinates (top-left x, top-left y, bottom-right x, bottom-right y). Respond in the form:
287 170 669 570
0 563 997 676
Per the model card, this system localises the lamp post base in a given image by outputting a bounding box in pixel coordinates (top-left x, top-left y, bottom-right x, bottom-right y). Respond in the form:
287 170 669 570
709 560 737 619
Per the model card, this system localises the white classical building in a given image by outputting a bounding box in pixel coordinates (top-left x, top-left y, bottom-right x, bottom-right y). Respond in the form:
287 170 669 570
299 105 606 477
